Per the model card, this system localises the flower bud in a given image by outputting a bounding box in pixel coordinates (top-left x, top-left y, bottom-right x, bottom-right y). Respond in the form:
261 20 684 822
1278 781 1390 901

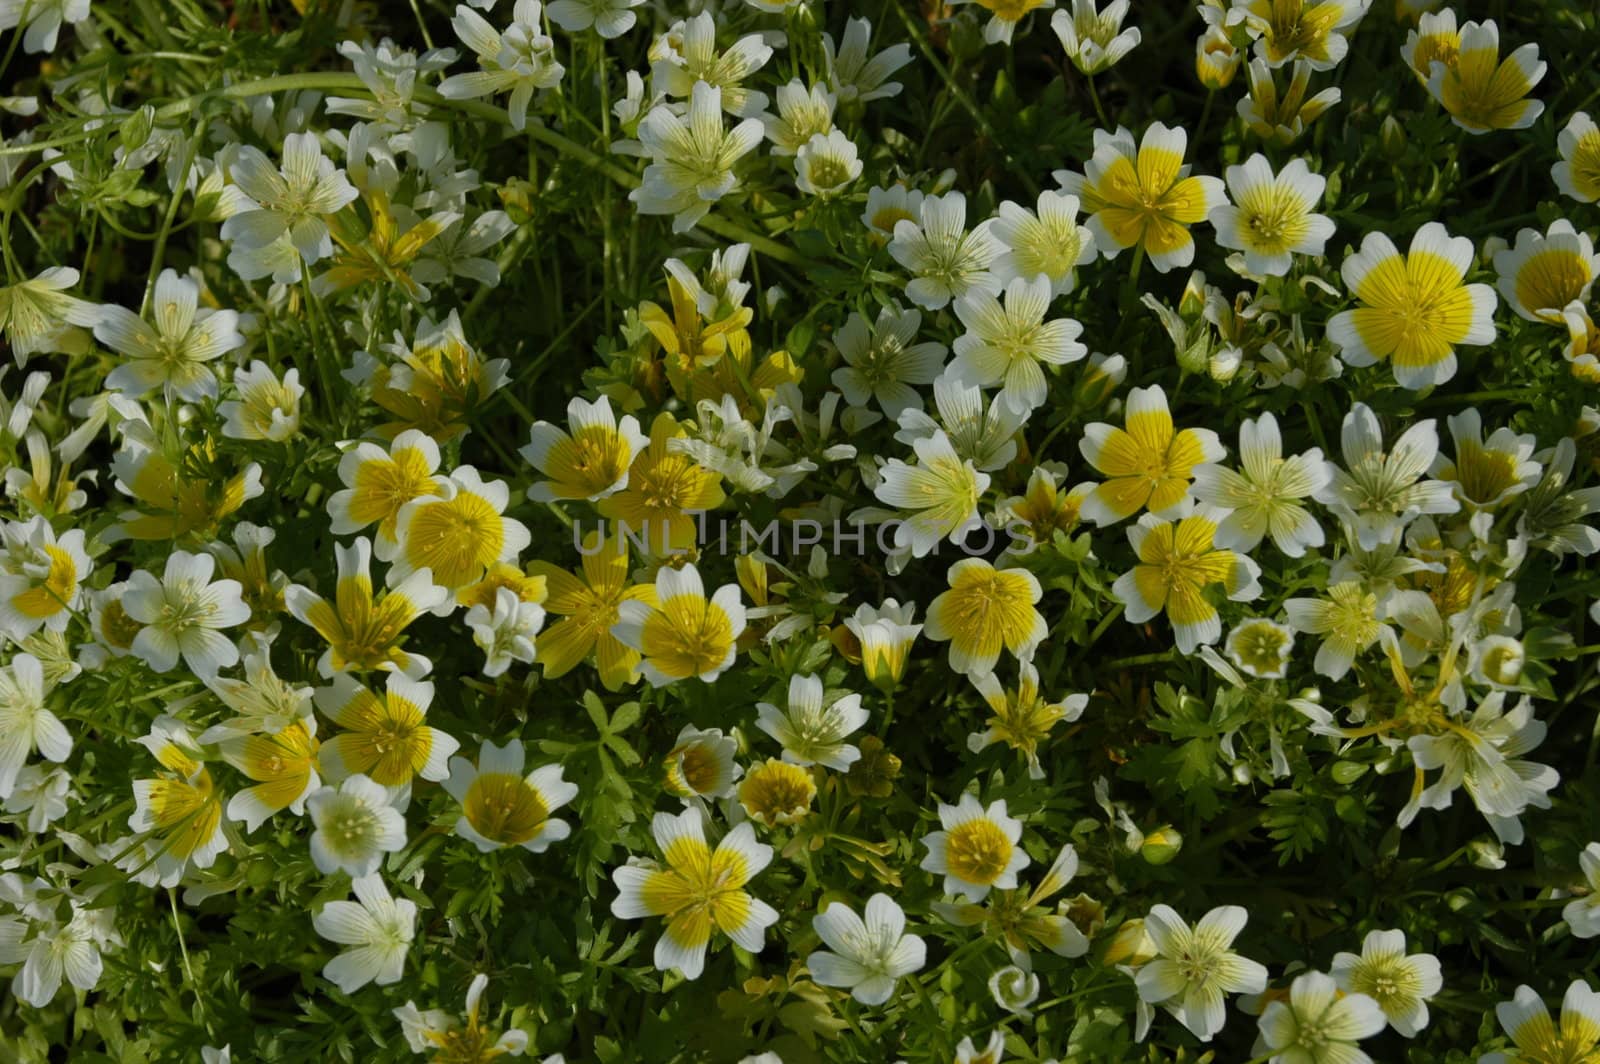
988 965 1041 1017
1140 826 1184 865
1380 115 1407 160
1103 919 1158 967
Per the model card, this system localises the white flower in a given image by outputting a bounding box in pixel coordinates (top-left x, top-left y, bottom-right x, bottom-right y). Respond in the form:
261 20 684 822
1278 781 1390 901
919 793 1031 902
989 190 1097 296
221 132 359 278
872 429 990 557
651 12 772 118
806 893 926 1006
4 906 104 1007
795 130 862 198
630 81 764 234
313 873 418 993
1481 980 1600 1064
830 303 947 418
0 654 70 801
1051 0 1141 73
1136 904 1268 1042
862 184 926 240
1405 692 1558 845
955 1032 1005 1064
413 210 517 289
0 267 101 362
895 371 1029 473
123 551 251 677
219 361 304 442
3 764 71 831
0 0 91 54
755 673 869 771
952 276 1087 415
437 0 565 130
307 774 408 878
1564 843 1600 939
94 269 244 402
466 586 545 677
1284 582 1391 680
888 192 1003 311
764 80 836 156
1191 412 1329 555
1330 928 1443 1037
1209 154 1335 277
546 0 643 39
1315 402 1459 550
1256 971 1386 1063
823 17 912 103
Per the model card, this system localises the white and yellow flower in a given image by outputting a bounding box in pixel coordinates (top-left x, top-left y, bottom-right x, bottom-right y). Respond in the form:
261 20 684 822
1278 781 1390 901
285 537 449 679
1563 843 1600 940
1284 581 1391 680
738 759 816 828
967 662 1088 779
842 599 923 692
1554 112 1600 204
794 130 862 198
1058 124 1225 273
521 395 647 503
919 793 1031 902
1330 928 1444 1037
1492 220 1599 323
887 191 1002 311
830 303 947 419
1224 617 1296 679
662 724 742 801
990 189 1097 297
873 429 990 557
1136 904 1267 1042
1190 411 1329 555
1401 8 1458 82
327 430 448 550
1052 0 1140 73
1231 0 1368 70
610 809 778 979
443 739 577 854
307 774 407 878
128 717 228 887
219 360 304 442
1430 408 1541 512
952 276 1087 415
314 673 458 793
1209 154 1335 277
1326 223 1497 390
0 516 91 640
1256 971 1386 1062
0 653 70 800
1112 505 1262 654
219 719 321 832
1079 384 1224 526
755 673 868 772
964 0 1055 46
1425 20 1545 134
806 894 926 1007
925 558 1047 676
1316 403 1459 547
612 563 745 685
93 268 243 402
1481 980 1600 1064
387 466 531 602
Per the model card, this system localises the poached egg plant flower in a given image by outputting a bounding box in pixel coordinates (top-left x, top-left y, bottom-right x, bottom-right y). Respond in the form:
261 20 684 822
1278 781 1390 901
1136 903 1268 1042
806 894 926 1006
612 563 745 685
610 809 778 980
925 558 1047 676
1209 153 1335 277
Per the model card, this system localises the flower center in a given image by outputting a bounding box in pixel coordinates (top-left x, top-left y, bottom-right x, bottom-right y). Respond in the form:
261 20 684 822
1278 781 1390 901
464 772 548 845
945 818 1013 885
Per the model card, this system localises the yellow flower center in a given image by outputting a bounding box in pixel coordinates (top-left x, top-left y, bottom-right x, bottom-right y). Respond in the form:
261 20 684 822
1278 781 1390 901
945 818 1014 885
405 492 504 588
666 742 724 797
463 772 548 846
738 762 816 827
11 545 79 620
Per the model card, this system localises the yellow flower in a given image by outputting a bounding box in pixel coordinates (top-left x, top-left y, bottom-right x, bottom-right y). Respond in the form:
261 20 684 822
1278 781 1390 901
842 599 922 693
1486 980 1600 1064
972 0 1054 46
1554 112 1600 204
1327 223 1498 390
1401 8 1458 82
1235 0 1367 70
1196 25 1243 90
314 673 460 791
1111 506 1262 654
738 760 816 827
110 436 262 542
613 562 746 685
967 662 1088 779
610 809 778 980
1284 581 1392 680
1237 58 1343 147
919 793 1030 902
1425 20 1545 134
128 718 227 888
327 429 448 550
1560 303 1600 381
444 739 577 854
220 719 321 831
387 466 532 596
528 533 656 689
925 558 1047 676
458 563 548 613
640 273 754 401
285 537 449 679
314 188 459 301
367 311 508 443
1059 123 1224 273
1492 221 1599 323
521 396 649 503
598 413 725 554
1079 384 1223 525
